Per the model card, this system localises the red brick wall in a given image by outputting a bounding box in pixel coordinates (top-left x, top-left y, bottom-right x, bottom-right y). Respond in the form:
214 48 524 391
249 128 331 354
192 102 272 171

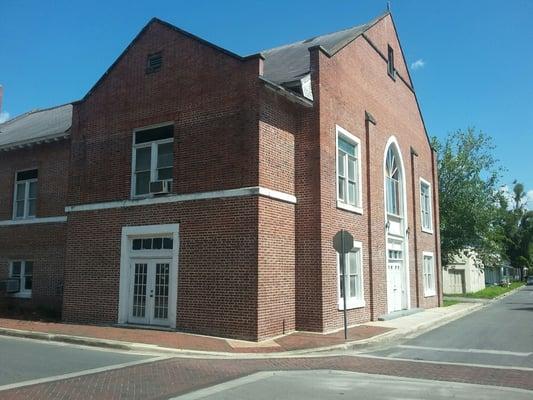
310 14 440 332
0 140 69 311
0 140 70 219
68 21 261 207
257 197 295 339
63 197 260 340
0 224 66 311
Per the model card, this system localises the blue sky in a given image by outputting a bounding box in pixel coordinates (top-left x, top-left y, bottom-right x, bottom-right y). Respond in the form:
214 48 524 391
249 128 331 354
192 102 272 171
1 0 531 196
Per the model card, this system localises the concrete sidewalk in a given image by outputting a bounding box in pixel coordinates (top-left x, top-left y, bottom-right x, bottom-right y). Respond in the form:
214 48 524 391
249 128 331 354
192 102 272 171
0 303 482 357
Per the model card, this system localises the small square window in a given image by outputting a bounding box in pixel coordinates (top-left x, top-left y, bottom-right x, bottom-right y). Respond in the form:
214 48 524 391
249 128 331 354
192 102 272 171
163 238 173 249
132 239 142 250
153 238 163 249
142 238 152 250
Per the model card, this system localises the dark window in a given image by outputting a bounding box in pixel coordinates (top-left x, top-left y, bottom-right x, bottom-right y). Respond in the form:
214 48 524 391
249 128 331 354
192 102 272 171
16 169 38 181
142 238 152 250
132 239 142 250
163 238 173 249
135 125 173 144
146 53 162 74
387 45 395 79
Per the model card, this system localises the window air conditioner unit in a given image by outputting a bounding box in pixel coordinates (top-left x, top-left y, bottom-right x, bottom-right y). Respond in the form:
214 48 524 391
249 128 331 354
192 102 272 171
5 279 20 293
149 180 171 195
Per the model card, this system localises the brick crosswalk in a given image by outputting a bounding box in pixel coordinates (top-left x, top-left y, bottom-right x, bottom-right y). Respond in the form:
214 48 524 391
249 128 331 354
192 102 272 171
2 355 532 399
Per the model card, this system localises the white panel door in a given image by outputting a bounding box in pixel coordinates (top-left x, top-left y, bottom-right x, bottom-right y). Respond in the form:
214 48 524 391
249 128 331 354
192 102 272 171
128 259 171 326
388 261 403 312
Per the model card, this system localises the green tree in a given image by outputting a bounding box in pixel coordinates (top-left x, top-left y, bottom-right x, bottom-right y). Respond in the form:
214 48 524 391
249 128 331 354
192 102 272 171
500 182 533 278
432 128 504 267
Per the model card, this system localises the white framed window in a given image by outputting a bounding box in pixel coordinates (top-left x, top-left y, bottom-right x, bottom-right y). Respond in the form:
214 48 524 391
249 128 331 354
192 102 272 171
9 260 33 298
420 178 433 233
423 251 436 297
336 125 362 214
337 241 365 309
385 146 402 217
13 169 38 219
131 123 174 197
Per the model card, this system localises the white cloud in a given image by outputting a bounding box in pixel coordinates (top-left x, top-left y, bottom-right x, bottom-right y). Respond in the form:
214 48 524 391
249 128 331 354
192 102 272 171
527 190 533 206
0 111 9 123
410 59 426 70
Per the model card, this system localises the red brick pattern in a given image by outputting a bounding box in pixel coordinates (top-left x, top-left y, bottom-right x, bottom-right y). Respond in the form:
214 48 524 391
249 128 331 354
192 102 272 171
0 140 69 312
2 356 532 399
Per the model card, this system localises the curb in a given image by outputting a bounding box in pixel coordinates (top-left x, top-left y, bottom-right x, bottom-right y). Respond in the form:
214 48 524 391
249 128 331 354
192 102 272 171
0 302 484 359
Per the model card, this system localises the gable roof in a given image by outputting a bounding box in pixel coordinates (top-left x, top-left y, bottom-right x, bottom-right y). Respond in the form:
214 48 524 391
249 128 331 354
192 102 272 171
260 11 390 84
0 103 72 150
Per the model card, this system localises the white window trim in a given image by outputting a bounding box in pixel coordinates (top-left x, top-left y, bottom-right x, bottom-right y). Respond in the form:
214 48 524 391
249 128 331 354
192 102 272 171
13 170 37 220
9 260 32 298
130 122 174 199
420 177 433 234
335 125 363 215
337 240 365 310
423 251 436 297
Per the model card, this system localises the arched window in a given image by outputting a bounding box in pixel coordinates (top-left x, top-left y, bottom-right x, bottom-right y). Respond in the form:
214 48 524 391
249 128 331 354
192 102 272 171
385 145 402 216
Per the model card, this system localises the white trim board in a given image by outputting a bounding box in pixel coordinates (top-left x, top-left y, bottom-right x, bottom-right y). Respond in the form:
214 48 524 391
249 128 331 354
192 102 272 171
65 186 297 213
0 216 67 226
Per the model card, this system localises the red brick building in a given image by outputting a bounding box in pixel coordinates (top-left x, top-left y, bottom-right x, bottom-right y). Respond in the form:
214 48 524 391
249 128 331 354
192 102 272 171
1 11 441 340
0 104 71 312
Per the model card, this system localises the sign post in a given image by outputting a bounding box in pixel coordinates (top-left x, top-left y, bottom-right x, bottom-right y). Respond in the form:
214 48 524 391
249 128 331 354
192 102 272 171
333 229 354 340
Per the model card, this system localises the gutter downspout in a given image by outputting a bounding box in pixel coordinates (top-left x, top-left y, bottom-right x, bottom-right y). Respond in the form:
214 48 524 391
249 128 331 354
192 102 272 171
431 148 442 306
410 146 420 307
365 111 376 319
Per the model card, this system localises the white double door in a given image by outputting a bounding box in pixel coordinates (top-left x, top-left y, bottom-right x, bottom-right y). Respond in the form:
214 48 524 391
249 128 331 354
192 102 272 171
128 258 171 326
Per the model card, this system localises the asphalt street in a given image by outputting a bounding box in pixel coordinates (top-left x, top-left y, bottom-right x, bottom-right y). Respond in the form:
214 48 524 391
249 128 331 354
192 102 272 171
172 370 533 400
365 285 533 368
0 335 152 386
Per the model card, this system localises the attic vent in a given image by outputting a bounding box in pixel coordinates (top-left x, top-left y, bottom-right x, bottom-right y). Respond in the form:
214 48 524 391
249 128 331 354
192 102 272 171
146 52 162 74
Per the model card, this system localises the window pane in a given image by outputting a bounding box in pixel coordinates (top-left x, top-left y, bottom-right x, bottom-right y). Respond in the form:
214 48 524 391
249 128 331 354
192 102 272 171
349 251 359 274
135 171 150 195
25 262 33 275
153 238 163 249
132 239 142 250
157 142 173 168
338 138 355 155
12 262 21 276
350 276 356 297
135 125 173 144
157 167 173 181
16 183 26 201
338 177 345 201
16 201 25 217
142 238 152 249
135 147 151 172
337 151 345 176
163 238 173 249
29 181 37 198
348 182 356 205
347 156 356 181
24 276 33 291
28 199 36 216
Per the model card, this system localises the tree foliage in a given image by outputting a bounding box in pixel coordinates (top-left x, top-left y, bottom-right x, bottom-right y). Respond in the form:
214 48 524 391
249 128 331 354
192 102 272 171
499 182 533 275
432 128 504 267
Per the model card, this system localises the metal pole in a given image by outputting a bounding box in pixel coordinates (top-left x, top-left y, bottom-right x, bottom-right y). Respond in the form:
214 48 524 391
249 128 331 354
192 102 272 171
341 230 348 340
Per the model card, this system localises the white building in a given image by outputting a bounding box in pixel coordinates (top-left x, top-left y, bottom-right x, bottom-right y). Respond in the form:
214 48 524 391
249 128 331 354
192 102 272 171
442 252 485 294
